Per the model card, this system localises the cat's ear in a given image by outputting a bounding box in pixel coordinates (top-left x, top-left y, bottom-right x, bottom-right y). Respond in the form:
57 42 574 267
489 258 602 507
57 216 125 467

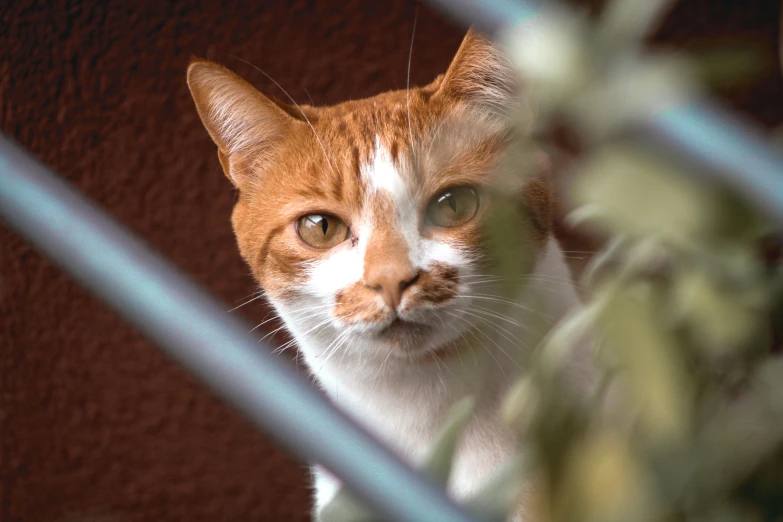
187 59 294 189
436 29 519 112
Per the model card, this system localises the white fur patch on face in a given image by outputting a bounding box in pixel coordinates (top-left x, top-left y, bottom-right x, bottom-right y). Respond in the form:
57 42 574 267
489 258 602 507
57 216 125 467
305 224 370 299
361 136 422 262
359 136 476 275
419 239 473 271
362 135 406 197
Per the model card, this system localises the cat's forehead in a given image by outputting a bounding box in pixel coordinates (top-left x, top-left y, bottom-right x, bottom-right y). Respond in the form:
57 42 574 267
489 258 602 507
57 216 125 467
311 89 444 161
277 89 503 211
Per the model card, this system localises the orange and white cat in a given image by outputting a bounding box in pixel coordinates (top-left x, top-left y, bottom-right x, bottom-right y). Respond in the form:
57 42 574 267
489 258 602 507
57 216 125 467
187 30 585 521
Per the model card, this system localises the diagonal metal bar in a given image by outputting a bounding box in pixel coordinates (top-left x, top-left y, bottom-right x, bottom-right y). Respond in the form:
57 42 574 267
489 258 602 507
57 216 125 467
649 102 783 222
0 133 481 522
424 0 783 226
424 0 541 36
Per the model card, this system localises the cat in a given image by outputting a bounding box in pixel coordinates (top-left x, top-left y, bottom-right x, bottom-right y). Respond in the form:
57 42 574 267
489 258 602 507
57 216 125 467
186 30 587 521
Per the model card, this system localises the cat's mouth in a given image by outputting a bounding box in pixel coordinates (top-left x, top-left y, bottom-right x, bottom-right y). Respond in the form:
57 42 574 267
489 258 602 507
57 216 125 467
376 317 432 342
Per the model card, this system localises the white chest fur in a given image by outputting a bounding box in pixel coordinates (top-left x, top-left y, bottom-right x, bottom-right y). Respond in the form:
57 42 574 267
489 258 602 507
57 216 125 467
297 239 583 519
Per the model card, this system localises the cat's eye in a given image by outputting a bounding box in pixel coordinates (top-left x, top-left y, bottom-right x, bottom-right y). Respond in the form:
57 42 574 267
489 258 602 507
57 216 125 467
296 214 350 249
426 186 479 228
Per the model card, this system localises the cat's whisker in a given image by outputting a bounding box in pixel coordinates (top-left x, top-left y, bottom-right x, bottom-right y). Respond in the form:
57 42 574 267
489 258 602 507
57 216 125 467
459 278 507 286
250 303 332 333
466 278 578 296
433 314 450 342
284 303 335 317
250 314 281 334
271 329 302 355
445 311 508 378
262 323 294 344
461 303 536 333
272 315 332 356
447 322 481 369
468 318 525 372
469 283 572 299
458 294 555 323
427 348 448 390
227 289 267 313
446 327 473 370
265 312 332 349
462 306 531 341
376 348 396 383
510 274 585 288
279 302 334 317
303 86 314 105
320 332 347 365
463 272 583 287
406 5 419 159
460 307 530 349
317 329 354 373
460 310 528 361
338 331 354 370
322 327 355 360
272 339 298 356
434 358 447 389
461 271 577 282
271 316 330 355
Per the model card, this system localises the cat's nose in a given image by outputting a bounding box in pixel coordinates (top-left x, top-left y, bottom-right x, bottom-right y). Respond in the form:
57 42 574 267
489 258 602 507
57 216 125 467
365 267 420 310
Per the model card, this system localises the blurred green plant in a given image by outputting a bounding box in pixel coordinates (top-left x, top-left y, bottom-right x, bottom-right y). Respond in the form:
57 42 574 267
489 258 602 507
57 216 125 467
322 0 783 520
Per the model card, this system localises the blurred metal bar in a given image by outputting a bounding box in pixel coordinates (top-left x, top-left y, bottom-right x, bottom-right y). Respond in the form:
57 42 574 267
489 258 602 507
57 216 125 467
424 0 541 35
0 133 481 522
424 0 783 225
650 102 783 222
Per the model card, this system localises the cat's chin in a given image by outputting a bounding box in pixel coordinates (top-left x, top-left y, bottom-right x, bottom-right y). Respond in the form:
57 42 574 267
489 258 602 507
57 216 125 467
361 316 462 359
375 318 432 344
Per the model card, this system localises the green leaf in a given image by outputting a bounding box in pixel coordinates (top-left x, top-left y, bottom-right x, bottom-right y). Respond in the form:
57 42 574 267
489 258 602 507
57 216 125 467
559 430 658 522
670 266 766 355
572 146 715 243
599 284 692 446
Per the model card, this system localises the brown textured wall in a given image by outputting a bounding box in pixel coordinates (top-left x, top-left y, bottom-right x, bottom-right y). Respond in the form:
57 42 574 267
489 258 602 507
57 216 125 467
0 1 781 521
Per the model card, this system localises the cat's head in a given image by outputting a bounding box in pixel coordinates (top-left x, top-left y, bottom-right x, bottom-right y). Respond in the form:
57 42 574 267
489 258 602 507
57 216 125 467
187 30 552 362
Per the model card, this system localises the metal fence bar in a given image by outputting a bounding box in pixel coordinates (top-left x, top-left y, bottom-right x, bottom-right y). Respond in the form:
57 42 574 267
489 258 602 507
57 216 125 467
649 102 783 222
0 133 481 522
424 0 541 35
424 0 783 226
